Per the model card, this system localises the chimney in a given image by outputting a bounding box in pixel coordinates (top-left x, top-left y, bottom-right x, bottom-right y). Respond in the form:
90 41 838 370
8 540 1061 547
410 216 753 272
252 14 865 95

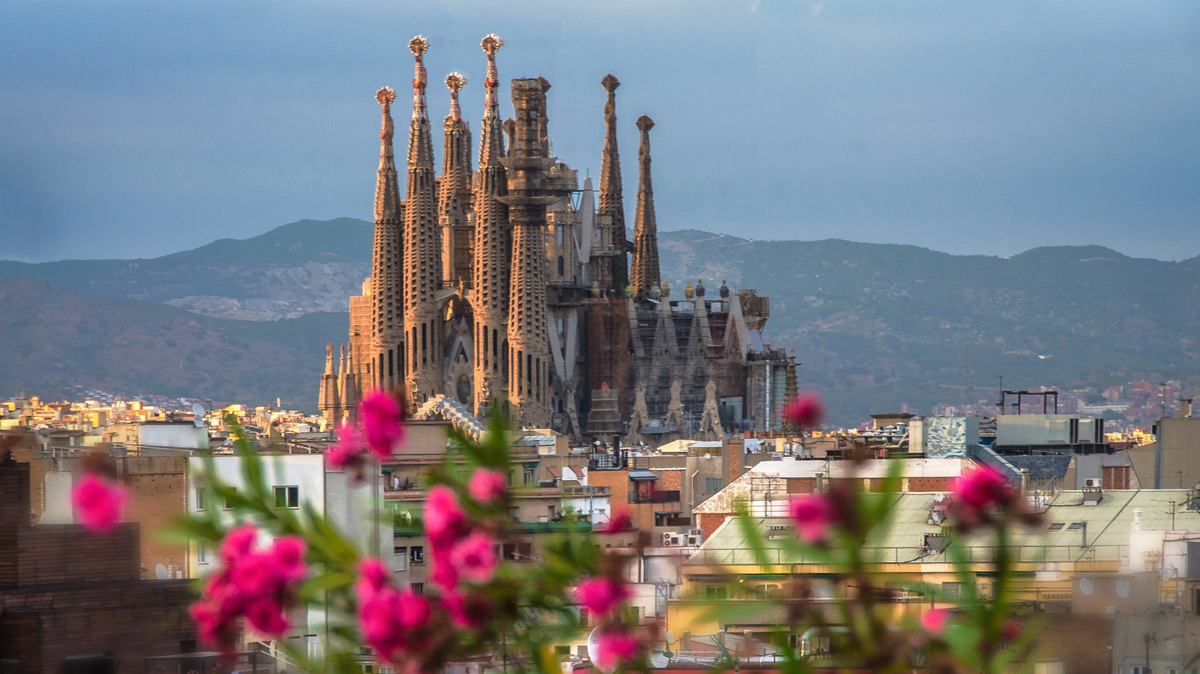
1182 399 1193 418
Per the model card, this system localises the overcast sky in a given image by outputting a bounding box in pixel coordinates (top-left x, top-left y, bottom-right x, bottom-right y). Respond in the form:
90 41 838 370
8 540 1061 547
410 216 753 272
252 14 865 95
2 0 1198 262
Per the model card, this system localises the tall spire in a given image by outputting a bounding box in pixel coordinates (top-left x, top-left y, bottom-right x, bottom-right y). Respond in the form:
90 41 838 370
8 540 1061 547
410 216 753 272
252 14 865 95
499 77 556 428
319 343 340 425
440 72 473 286
472 34 510 418
631 115 661 297
407 36 435 169
403 35 443 408
598 74 629 292
369 86 405 391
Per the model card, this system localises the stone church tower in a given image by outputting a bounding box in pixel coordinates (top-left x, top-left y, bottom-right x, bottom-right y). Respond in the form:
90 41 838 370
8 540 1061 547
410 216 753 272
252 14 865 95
500 78 556 427
402 36 443 407
324 35 789 439
368 85 404 392
471 35 510 418
630 115 661 299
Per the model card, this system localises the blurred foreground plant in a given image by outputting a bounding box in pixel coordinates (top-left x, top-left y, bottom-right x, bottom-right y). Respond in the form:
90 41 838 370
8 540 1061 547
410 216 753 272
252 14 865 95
129 389 1049 674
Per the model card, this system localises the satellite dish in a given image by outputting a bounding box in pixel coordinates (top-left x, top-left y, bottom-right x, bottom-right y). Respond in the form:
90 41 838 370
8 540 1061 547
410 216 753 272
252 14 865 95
1115 580 1130 599
704 453 712 460
155 563 170 579
192 404 206 428
1079 578 1094 596
586 628 616 674
665 631 676 645
649 652 669 668
934 493 946 503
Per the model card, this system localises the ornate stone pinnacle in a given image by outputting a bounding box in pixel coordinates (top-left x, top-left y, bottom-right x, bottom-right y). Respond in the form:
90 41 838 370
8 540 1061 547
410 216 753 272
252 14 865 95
445 73 467 122
409 36 429 120
636 114 654 132
602 73 620 93
445 72 467 92
481 33 504 54
376 86 396 107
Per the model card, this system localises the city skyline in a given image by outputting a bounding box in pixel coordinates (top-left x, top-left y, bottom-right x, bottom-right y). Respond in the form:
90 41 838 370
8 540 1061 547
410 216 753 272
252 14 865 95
1 0 1198 263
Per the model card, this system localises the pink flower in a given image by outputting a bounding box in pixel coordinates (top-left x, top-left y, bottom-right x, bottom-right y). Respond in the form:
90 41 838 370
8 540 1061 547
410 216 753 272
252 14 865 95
244 598 290 636
921 608 950 635
268 536 308 583
328 424 367 470
354 559 431 663
359 390 405 458
220 524 258 562
468 469 507 505
789 493 838 543
954 466 1012 510
357 557 391 598
445 591 492 631
424 485 467 544
450 531 498 584
575 577 630 617
191 528 309 653
593 629 640 672
783 392 824 429
1001 620 1021 644
429 545 459 592
601 508 634 534
71 473 129 533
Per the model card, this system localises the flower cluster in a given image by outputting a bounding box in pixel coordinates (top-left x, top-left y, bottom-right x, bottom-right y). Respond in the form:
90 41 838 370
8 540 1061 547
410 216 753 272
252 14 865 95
356 558 436 664
788 492 840 543
353 474 508 666
949 465 1041 531
425 485 499 627
190 525 308 653
71 473 129 534
328 390 406 480
575 574 642 671
783 392 824 430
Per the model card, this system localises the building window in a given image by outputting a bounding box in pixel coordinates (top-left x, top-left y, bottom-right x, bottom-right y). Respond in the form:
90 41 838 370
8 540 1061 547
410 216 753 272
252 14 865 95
197 542 208 564
706 586 727 600
942 582 963 599
394 546 408 571
410 546 424 565
410 583 424 596
274 486 299 509
196 488 206 511
705 477 722 494
524 469 535 485
224 489 236 510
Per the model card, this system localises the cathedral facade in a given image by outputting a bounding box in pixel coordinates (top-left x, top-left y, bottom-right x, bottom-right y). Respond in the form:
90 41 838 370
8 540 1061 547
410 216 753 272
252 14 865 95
319 35 792 440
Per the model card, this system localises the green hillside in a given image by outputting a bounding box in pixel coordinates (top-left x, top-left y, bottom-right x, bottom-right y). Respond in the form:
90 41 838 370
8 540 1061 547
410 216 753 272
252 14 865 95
2 220 1197 422
659 230 1200 422
0 277 348 409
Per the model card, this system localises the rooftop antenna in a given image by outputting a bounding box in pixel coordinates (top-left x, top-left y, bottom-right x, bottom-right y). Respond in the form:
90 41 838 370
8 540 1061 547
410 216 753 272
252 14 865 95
995 375 1003 415
964 347 980 417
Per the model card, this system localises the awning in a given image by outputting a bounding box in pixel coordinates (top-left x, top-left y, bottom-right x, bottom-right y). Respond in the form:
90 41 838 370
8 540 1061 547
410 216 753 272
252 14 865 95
546 467 563 478
628 470 658 481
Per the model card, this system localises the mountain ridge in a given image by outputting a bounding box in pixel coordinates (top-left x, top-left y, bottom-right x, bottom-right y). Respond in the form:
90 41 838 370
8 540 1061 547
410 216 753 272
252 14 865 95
2 219 1196 421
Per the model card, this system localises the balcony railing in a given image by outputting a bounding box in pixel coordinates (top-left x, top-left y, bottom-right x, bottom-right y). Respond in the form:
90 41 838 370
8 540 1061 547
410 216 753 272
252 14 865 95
630 490 681 504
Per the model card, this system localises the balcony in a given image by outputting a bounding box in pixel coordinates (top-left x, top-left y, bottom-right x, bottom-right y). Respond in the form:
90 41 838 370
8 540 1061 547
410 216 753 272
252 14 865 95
630 490 680 504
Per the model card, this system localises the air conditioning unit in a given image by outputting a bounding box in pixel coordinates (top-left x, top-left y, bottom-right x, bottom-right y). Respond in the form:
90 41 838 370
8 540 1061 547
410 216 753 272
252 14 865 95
690 528 703 537
686 535 701 546
662 532 674 546
1084 478 1100 488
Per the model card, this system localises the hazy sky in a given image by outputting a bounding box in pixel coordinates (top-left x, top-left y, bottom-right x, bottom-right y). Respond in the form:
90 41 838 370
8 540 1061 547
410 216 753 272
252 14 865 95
2 0 1198 262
